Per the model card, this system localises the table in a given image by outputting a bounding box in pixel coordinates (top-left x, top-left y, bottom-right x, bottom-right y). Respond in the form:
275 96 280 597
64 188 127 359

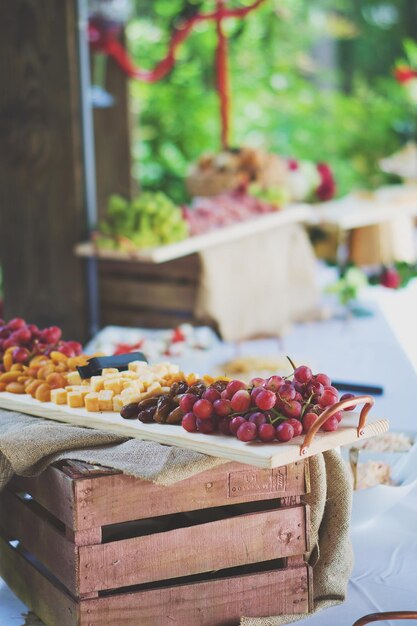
1 296 417 625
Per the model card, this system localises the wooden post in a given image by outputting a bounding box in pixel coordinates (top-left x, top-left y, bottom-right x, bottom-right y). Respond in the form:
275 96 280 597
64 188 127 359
0 0 89 341
93 44 135 220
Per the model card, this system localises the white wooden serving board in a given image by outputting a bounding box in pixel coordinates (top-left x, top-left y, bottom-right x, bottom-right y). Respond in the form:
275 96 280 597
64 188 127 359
74 205 310 264
0 392 388 468
309 184 417 230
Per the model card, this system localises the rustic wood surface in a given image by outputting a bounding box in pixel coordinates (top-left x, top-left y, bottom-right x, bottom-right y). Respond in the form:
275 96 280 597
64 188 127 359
0 489 77 595
78 566 311 625
0 536 77 626
98 255 201 281
97 254 202 328
72 461 307 529
0 0 89 341
93 45 135 221
1 457 312 624
0 535 311 626
100 275 197 311
10 465 75 528
78 505 308 594
0 392 389 468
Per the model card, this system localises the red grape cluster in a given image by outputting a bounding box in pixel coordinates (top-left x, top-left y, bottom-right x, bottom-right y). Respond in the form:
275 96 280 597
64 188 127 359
0 317 83 371
180 365 355 443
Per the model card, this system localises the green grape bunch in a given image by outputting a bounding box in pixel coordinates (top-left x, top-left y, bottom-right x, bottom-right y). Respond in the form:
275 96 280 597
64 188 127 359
97 192 189 250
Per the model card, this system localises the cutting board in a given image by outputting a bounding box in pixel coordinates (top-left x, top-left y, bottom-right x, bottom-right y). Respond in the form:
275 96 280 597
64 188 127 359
0 392 389 468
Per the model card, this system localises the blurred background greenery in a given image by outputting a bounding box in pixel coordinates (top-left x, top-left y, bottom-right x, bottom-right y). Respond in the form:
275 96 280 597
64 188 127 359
127 0 417 203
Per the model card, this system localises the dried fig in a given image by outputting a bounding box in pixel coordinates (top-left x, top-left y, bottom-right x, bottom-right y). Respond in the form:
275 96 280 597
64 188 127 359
166 406 185 424
154 396 174 423
138 407 157 423
120 403 140 419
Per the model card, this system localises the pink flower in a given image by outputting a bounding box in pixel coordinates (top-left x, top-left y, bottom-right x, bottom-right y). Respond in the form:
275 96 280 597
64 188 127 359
380 268 401 289
316 163 336 201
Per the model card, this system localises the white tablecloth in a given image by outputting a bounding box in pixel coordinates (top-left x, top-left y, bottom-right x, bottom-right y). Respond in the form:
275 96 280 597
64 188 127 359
1 297 417 626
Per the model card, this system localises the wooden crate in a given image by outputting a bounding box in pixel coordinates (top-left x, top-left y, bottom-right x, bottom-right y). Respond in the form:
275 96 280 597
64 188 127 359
98 255 205 330
0 459 312 626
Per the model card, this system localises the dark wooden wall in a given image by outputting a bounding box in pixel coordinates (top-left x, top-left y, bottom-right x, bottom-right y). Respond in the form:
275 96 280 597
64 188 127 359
0 0 89 340
94 51 135 220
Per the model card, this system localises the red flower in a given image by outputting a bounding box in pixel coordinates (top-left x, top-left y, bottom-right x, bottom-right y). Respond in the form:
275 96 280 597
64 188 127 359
380 268 401 289
394 65 417 84
288 159 299 171
316 163 336 202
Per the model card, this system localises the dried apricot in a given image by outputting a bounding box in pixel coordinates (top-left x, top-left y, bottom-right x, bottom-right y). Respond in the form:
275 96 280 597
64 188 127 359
55 362 68 373
6 382 26 394
35 383 51 402
37 365 55 380
46 372 67 389
26 379 44 396
3 353 13 371
30 355 50 367
0 371 21 383
10 363 26 372
50 351 67 363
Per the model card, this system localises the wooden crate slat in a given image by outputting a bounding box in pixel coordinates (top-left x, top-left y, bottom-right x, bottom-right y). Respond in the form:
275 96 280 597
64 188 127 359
10 465 75 528
100 307 198 329
99 276 197 311
0 536 78 626
0 489 77 595
78 566 311 626
73 461 307 530
78 506 308 594
98 255 201 282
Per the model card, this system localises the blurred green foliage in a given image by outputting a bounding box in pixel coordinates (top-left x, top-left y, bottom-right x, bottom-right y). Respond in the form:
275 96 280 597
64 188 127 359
127 0 417 203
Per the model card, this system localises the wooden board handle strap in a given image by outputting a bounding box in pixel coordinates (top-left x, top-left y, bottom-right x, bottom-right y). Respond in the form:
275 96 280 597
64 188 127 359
300 395 375 457
352 611 417 625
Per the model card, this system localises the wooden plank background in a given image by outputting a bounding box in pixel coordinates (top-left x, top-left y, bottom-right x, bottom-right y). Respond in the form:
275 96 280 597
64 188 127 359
0 0 89 341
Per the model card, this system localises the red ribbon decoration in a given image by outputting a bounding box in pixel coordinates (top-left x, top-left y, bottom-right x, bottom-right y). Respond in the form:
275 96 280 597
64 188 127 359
89 0 266 148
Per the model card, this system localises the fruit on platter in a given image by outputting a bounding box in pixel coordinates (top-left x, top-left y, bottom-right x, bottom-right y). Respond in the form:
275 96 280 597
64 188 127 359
0 350 90 400
120 360 354 444
0 317 83 373
183 191 278 236
95 192 189 250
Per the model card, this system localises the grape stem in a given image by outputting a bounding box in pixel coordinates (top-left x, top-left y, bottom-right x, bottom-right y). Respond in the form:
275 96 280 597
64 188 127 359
301 393 314 418
286 355 297 371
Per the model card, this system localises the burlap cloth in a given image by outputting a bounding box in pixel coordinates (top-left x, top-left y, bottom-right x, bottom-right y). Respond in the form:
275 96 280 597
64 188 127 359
0 408 353 625
195 224 320 341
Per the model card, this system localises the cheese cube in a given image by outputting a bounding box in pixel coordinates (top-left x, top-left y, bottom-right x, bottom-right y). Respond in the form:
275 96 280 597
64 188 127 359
128 360 147 372
138 373 155 388
98 390 114 412
121 370 140 379
147 381 162 395
85 392 99 412
51 388 67 405
103 378 123 395
112 394 124 412
90 376 104 392
67 391 84 408
66 371 82 386
80 387 92 399
121 388 142 404
102 368 119 376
